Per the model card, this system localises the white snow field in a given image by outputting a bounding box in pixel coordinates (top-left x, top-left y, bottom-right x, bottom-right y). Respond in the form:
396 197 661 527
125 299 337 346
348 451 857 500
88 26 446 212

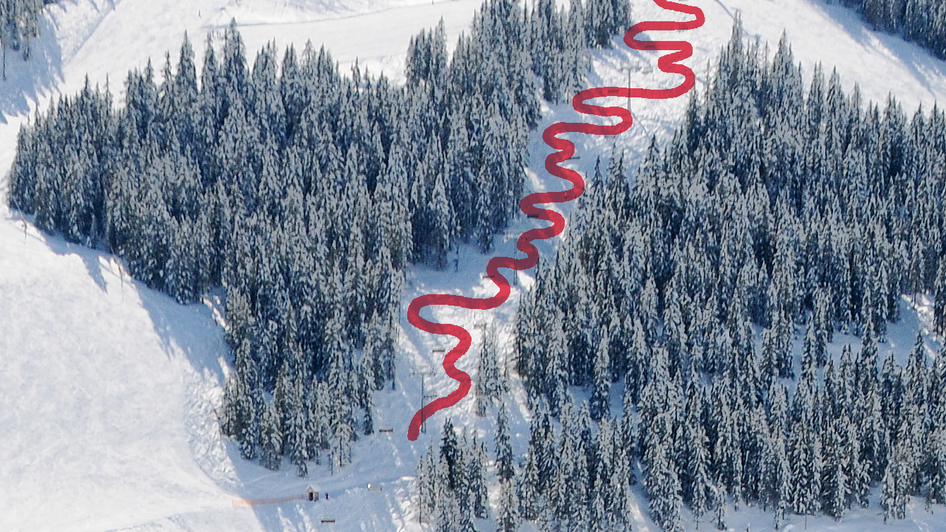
0 0 945 530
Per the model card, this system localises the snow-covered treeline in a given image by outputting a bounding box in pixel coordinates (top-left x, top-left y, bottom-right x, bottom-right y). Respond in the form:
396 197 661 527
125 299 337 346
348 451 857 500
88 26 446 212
0 0 47 77
5 0 631 475
834 0 946 60
505 23 946 531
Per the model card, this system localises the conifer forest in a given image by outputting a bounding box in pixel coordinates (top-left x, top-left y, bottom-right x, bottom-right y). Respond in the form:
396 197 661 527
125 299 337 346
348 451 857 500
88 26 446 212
834 0 946 60
5 0 946 530
0 0 49 77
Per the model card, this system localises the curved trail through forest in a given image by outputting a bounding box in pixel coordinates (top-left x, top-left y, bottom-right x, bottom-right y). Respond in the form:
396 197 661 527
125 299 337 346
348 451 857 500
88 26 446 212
406 0 705 441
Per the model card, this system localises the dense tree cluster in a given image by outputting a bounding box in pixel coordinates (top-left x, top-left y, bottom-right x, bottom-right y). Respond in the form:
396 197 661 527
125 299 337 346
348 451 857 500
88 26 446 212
833 0 946 60
475 327 508 417
514 23 946 529
419 398 637 532
520 398 635 531
416 419 491 531
528 0 631 103
0 0 48 78
6 0 630 474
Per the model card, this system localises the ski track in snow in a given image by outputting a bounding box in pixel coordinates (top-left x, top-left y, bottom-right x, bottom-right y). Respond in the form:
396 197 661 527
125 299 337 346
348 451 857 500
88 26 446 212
405 0 704 441
0 0 945 530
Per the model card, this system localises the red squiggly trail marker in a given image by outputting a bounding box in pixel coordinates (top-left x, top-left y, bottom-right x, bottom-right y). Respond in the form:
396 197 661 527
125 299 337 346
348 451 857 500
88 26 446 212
406 0 705 441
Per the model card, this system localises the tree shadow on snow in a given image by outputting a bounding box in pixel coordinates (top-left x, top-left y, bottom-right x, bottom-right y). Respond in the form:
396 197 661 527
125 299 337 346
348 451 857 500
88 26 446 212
135 280 228 381
0 16 64 123
27 215 431 530
813 1 946 101
21 209 228 389
37 228 111 293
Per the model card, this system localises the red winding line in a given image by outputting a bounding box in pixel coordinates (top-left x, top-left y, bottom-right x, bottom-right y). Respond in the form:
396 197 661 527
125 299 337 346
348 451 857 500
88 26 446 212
406 0 705 441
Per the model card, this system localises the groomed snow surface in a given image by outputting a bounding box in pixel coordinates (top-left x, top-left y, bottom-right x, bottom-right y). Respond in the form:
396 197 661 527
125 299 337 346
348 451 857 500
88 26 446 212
0 0 945 530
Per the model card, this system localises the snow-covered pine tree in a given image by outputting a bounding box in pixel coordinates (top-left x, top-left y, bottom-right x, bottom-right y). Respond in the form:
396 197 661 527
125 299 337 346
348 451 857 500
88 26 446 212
0 0 46 77
788 389 822 517
936 259 946 335
519 447 542 522
468 435 490 519
259 399 283 471
925 348 946 508
497 478 520 532
496 403 515 482
590 336 611 421
441 419 461 491
882 441 910 521
821 420 849 519
416 443 442 524
684 390 713 528
646 439 683 532
476 326 505 416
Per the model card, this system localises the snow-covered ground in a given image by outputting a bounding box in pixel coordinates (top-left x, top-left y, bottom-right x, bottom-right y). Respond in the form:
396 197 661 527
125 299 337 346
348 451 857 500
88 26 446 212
1 0 945 530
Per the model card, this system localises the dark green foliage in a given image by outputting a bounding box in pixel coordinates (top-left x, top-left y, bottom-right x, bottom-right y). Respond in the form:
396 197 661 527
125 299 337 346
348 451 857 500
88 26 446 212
497 478 520 532
495 403 515 482
417 422 490 531
514 396 634 531
515 21 946 529
5 0 640 477
476 327 505 417
7 0 637 474
935 259 946 335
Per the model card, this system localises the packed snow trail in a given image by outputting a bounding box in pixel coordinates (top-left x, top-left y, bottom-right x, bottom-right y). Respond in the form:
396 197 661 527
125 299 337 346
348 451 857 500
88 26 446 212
406 0 705 441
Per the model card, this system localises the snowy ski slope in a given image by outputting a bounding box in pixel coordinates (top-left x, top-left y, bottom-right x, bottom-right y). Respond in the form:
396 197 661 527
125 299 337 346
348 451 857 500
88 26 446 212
0 0 944 530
